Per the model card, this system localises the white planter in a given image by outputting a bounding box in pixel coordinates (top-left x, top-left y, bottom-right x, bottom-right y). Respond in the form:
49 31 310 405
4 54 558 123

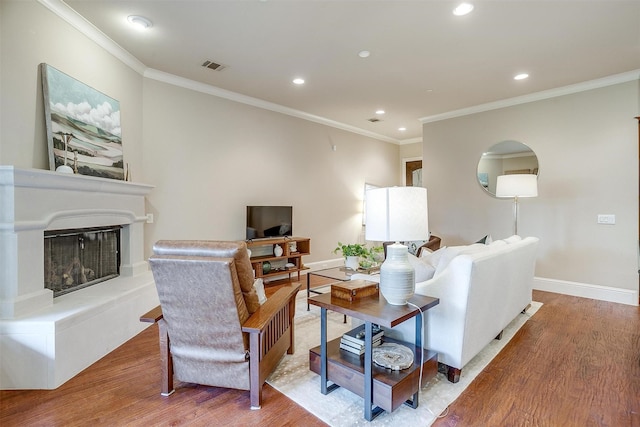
345 256 360 271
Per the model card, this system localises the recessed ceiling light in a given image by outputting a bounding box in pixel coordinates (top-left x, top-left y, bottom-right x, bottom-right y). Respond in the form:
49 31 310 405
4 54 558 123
292 78 305 85
358 50 371 58
453 3 474 16
127 15 152 30
398 127 407 132
514 73 529 80
375 110 385 115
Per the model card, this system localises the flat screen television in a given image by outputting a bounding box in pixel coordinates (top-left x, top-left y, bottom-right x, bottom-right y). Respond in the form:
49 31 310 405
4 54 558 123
246 206 293 240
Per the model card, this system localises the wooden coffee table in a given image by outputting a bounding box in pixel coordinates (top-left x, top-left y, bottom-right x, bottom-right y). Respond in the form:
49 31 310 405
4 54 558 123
308 292 439 421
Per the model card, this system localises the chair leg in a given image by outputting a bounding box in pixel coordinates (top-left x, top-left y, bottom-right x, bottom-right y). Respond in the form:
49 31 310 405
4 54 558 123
158 319 175 396
287 295 296 355
248 332 262 409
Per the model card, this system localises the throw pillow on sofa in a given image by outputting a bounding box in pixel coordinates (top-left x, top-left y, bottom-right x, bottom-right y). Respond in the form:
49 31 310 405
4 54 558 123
475 234 493 245
504 235 522 244
407 253 436 282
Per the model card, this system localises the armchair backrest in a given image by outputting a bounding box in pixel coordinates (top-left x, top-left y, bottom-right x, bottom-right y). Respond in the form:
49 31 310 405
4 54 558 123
149 240 259 389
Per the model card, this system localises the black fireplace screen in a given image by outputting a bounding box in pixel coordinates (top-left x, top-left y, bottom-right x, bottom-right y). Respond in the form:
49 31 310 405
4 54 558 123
44 226 121 297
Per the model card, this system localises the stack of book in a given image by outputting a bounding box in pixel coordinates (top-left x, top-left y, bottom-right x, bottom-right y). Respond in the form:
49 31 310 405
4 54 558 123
339 324 384 356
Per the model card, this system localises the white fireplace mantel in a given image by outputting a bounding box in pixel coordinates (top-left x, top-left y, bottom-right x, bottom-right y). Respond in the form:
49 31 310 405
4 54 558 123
0 166 159 389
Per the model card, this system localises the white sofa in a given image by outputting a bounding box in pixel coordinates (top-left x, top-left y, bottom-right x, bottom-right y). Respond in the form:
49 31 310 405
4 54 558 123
353 235 539 383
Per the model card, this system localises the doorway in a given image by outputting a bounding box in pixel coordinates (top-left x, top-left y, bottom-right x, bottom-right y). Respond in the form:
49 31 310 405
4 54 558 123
403 157 423 187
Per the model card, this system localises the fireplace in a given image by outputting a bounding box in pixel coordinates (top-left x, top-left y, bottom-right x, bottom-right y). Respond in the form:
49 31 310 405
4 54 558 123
44 226 122 297
0 166 158 390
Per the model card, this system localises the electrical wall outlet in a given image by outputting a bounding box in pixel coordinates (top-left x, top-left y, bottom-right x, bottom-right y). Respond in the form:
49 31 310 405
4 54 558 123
597 214 615 225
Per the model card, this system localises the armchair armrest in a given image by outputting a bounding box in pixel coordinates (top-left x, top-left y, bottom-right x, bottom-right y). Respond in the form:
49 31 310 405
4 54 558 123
241 282 300 409
242 283 300 333
140 306 163 323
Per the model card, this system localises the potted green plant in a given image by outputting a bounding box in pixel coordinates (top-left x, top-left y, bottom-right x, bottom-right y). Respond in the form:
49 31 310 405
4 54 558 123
333 242 368 270
358 246 384 269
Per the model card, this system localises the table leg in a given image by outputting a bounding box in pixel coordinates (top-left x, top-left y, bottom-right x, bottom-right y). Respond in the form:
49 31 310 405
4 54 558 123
363 322 384 420
408 312 423 408
320 307 328 394
307 273 311 311
319 307 339 395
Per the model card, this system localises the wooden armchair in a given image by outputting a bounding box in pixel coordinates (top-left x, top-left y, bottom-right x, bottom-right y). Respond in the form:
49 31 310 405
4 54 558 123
141 240 300 409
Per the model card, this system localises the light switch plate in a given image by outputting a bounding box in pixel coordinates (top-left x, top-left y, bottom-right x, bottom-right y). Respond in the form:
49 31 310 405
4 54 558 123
597 214 615 225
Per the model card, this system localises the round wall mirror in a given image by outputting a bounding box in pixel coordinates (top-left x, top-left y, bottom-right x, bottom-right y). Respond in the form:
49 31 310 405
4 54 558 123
477 141 539 196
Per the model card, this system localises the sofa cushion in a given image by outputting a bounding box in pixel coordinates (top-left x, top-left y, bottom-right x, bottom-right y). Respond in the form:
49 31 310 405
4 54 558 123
431 243 496 275
234 248 261 313
490 239 508 247
418 246 457 276
408 253 436 282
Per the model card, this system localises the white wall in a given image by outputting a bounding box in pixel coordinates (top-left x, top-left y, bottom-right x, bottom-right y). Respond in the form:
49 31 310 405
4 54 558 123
141 78 399 261
0 1 400 267
423 81 639 301
3 1 638 303
0 0 144 174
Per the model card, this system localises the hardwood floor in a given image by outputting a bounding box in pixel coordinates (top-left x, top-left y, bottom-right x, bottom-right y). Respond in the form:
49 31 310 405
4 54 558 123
1 282 638 426
433 291 640 427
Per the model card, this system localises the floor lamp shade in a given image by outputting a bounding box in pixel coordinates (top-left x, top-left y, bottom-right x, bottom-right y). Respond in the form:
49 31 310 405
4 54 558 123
495 174 538 198
365 187 429 305
496 174 538 236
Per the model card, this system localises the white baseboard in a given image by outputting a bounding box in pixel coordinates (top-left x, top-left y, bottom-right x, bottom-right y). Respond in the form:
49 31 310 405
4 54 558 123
533 277 639 306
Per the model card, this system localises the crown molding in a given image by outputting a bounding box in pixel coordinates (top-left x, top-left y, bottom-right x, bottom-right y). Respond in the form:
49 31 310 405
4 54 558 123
398 136 423 145
38 0 147 75
419 69 640 124
40 0 637 143
143 69 400 144
37 0 399 145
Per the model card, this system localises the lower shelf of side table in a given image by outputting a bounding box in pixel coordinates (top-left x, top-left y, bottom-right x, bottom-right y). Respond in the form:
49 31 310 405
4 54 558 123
309 336 438 413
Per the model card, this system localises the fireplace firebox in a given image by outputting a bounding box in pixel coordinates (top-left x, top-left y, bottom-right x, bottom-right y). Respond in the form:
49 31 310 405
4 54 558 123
44 226 121 297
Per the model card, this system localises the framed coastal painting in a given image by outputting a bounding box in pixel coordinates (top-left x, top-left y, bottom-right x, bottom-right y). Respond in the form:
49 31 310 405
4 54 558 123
41 63 124 180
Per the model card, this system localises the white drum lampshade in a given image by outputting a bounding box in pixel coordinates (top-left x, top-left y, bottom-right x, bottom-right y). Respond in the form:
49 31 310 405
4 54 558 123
365 187 428 305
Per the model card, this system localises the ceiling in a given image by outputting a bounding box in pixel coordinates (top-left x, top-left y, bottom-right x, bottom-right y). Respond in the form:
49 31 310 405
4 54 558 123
62 0 640 144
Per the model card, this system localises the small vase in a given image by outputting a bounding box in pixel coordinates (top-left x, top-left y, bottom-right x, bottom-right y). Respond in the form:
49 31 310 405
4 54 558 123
345 256 359 271
274 244 283 257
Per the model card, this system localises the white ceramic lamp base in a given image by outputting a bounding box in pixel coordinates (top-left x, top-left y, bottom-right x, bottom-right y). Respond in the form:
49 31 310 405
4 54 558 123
379 243 415 305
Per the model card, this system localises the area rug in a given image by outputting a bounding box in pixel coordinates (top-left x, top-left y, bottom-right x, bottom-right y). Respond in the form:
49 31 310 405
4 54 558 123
266 290 542 426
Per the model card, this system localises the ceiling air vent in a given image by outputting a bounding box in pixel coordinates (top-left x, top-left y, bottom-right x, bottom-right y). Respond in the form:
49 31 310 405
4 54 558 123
368 117 382 123
202 60 226 71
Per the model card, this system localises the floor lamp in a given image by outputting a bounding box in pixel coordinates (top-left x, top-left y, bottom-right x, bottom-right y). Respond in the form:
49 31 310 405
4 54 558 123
364 186 429 305
496 174 538 236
